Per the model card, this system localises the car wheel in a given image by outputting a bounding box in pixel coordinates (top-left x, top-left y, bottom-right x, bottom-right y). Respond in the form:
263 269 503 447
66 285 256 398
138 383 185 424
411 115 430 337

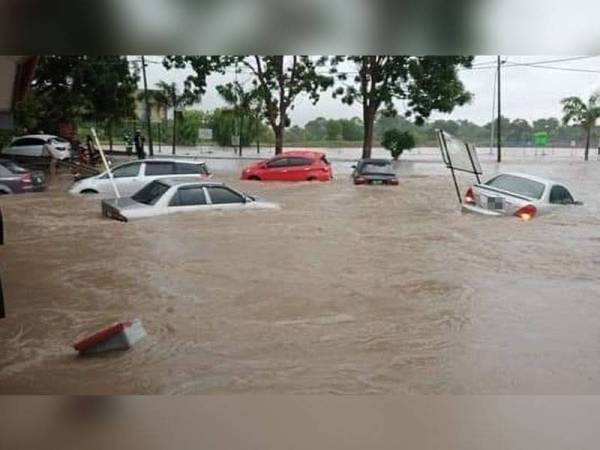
0 190 8 195
307 176 317 181
80 189 99 194
248 175 261 181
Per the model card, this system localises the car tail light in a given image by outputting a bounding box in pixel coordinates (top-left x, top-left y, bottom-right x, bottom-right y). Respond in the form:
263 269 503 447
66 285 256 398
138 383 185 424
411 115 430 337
464 187 475 204
20 173 32 184
355 176 366 184
514 204 537 221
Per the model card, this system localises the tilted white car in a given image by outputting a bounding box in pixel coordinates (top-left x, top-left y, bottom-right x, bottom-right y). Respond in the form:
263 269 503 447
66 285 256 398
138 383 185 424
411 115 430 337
101 178 279 221
2 134 72 160
69 159 211 196
462 172 581 220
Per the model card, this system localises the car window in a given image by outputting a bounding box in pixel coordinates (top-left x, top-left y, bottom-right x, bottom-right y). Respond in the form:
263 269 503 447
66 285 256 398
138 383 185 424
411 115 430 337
321 155 330 165
111 163 141 178
145 162 175 176
0 161 27 174
170 186 207 206
176 162 210 175
359 162 394 175
132 181 170 205
0 165 11 176
286 157 312 167
207 186 245 204
549 185 574 204
266 158 290 168
12 138 41 147
485 174 545 199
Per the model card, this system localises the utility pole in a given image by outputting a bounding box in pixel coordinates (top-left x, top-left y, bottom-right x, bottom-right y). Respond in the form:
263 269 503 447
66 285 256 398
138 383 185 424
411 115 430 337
497 55 502 163
141 55 154 156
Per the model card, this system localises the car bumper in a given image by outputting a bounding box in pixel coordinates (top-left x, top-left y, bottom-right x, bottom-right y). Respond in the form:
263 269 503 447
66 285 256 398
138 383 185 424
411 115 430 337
461 203 503 216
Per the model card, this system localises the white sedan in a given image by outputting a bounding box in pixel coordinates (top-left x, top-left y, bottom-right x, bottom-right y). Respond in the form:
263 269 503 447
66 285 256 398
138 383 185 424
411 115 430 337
101 178 279 221
462 172 581 220
69 159 211 196
2 134 72 160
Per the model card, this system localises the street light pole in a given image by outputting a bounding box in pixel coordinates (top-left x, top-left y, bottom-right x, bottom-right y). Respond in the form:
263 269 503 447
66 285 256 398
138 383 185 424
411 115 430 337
141 55 154 157
497 55 502 163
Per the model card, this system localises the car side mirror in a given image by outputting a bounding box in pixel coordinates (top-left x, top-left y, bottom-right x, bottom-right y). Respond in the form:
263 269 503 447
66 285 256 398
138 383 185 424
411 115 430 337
574 200 584 205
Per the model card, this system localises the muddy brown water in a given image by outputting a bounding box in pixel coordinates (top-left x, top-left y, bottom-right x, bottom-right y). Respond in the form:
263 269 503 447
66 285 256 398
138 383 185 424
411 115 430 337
1 159 600 394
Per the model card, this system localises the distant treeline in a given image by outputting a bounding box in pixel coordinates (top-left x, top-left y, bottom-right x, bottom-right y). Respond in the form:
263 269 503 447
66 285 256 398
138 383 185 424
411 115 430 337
79 110 598 149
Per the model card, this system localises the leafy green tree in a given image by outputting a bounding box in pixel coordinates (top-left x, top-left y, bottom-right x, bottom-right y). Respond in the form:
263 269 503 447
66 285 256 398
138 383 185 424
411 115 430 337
561 93 600 160
330 56 473 158
151 81 197 154
326 120 342 141
304 117 328 141
340 117 363 141
216 81 258 156
381 129 416 159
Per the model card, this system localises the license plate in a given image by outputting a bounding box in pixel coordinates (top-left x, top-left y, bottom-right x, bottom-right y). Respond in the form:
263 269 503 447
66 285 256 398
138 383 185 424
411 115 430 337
372 180 383 185
487 196 504 210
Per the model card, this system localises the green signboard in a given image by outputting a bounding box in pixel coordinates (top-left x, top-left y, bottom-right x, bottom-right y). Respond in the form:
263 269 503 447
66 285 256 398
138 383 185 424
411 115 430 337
533 131 548 147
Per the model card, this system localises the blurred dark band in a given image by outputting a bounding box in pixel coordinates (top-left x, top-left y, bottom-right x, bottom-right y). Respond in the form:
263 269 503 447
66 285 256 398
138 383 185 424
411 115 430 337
0 0 598 53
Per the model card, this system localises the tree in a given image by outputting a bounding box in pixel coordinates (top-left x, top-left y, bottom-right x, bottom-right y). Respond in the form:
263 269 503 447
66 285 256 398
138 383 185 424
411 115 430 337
82 56 138 151
330 56 472 158
381 129 415 160
216 81 258 156
561 93 600 160
151 81 197 154
236 56 333 154
326 120 342 141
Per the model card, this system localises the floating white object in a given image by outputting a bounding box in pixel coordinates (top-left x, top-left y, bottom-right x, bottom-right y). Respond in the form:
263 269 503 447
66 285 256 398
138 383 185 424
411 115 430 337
74 319 146 354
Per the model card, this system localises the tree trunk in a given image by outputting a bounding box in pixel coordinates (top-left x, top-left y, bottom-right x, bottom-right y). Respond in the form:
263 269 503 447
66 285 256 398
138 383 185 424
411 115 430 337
239 114 244 157
362 107 376 159
584 126 591 161
108 121 113 154
274 124 284 155
172 113 177 155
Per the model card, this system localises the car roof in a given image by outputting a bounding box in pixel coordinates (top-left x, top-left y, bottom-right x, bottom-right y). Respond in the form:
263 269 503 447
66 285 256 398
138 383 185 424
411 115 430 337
12 134 58 141
358 158 392 164
491 172 559 187
280 150 325 158
140 158 206 164
156 177 224 188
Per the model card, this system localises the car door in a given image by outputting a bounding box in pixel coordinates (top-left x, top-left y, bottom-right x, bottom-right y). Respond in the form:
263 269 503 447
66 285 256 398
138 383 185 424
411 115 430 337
143 161 177 187
262 157 290 180
205 186 246 210
101 162 143 195
167 185 211 214
286 157 313 181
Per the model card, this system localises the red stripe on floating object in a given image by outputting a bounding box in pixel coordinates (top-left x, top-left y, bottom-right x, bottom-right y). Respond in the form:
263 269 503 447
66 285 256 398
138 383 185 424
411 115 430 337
73 321 133 352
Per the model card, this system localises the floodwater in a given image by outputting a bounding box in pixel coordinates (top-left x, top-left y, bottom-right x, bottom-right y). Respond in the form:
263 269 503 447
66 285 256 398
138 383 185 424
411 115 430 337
1 156 600 394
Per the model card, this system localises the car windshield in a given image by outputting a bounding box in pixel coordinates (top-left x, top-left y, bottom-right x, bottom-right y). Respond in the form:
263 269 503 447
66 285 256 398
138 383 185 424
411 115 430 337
359 163 395 176
485 174 546 199
49 137 68 144
0 161 28 174
132 181 169 205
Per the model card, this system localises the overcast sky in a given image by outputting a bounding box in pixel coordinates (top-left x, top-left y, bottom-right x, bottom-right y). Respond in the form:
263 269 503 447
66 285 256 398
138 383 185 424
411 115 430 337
144 56 600 126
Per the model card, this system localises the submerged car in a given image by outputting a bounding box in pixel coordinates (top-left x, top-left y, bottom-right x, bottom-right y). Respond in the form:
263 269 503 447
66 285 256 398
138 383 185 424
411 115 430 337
462 172 580 220
69 159 211 196
0 159 45 194
1 134 72 160
351 158 399 185
101 178 279 221
241 150 332 181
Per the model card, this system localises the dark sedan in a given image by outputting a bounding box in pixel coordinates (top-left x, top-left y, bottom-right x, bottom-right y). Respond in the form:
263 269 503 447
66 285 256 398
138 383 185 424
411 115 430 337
0 159 45 194
352 159 399 185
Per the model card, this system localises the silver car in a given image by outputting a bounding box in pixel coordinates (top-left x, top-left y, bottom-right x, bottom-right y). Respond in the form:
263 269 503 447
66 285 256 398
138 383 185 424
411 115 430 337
462 172 581 220
101 178 279 221
2 134 72 160
69 159 211 196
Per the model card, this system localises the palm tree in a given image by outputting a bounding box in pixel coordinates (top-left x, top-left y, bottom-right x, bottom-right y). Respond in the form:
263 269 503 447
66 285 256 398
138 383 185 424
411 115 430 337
561 93 600 161
216 82 258 156
152 81 197 155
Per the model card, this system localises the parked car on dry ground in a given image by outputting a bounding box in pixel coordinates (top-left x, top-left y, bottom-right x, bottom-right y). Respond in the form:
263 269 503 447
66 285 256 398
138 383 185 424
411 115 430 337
351 159 399 185
1 134 72 160
0 159 45 194
462 172 581 220
241 150 332 181
101 178 279 222
69 159 211 196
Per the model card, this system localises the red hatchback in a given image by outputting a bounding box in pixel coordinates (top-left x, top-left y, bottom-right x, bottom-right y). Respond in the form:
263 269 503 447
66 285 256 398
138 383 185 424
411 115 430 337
241 151 333 182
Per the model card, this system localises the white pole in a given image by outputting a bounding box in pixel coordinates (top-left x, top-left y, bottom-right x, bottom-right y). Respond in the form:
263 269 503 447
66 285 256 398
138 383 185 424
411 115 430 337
91 128 120 198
